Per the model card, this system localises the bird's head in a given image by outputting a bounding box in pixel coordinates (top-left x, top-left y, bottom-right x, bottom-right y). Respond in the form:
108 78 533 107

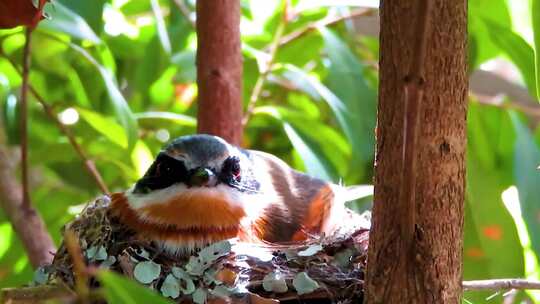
112 134 264 252
132 134 258 194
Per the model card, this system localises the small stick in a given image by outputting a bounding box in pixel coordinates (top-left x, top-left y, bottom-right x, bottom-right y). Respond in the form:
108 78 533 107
277 9 375 49
463 279 540 291
64 229 90 303
20 28 33 212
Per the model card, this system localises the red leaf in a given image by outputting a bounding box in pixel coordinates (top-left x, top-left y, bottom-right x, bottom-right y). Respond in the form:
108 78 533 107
0 0 48 29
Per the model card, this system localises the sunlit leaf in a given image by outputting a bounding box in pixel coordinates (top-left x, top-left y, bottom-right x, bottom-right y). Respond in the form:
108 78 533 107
482 18 537 98
131 140 154 178
77 108 128 149
533 0 540 100
468 0 511 68
98 270 173 304
319 27 376 178
38 2 101 44
283 122 334 181
150 0 171 55
61 41 139 150
134 111 196 127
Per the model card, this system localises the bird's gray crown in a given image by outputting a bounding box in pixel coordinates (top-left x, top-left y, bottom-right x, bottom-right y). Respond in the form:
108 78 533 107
164 134 231 168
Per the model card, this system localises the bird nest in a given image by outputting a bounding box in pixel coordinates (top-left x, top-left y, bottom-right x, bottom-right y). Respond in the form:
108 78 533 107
4 196 370 304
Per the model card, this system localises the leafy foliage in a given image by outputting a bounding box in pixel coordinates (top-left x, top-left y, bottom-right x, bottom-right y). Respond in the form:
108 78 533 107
0 0 540 303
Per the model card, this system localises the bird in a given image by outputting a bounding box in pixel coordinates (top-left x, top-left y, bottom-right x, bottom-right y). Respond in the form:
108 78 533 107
109 134 369 254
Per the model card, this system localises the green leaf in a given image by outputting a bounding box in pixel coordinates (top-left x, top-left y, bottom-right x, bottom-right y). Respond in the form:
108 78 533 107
533 0 540 100
134 111 197 127
262 272 288 293
170 50 196 82
63 41 139 150
466 104 525 281
318 27 376 175
134 261 161 284
78 108 128 149
97 270 173 304
38 2 101 44
150 0 172 55
57 0 106 34
481 18 537 97
98 65 139 150
283 122 334 181
510 112 540 264
468 0 511 68
160 274 180 299
292 272 319 295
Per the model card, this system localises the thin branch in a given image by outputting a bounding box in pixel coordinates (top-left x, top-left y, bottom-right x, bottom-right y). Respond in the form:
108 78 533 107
172 0 196 28
20 28 33 211
1 284 76 302
242 1 289 126
463 279 540 291
3 55 111 195
0 125 56 267
276 8 375 49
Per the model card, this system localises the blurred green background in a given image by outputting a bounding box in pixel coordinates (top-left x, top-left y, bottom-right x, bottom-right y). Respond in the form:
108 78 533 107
0 0 539 303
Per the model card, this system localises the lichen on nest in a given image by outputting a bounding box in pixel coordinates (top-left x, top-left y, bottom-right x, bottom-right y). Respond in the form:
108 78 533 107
43 196 369 303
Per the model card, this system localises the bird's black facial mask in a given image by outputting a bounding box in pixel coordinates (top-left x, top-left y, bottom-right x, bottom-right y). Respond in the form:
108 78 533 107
219 155 260 193
219 156 242 184
133 152 188 194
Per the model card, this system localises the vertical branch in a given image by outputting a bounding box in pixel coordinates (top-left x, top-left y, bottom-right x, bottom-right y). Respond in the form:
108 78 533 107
196 0 243 145
0 129 55 267
20 27 33 211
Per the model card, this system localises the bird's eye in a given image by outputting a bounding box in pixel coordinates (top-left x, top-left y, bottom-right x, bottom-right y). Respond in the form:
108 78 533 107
155 162 172 177
222 156 241 182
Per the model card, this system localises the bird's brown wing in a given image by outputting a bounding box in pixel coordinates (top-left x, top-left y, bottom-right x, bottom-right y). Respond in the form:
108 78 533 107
247 151 335 243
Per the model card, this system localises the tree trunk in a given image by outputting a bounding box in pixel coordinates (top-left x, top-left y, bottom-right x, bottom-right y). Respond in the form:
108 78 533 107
365 1 467 303
195 0 243 145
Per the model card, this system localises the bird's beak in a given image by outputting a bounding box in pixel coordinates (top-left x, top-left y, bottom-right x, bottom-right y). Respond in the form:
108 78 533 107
189 167 217 187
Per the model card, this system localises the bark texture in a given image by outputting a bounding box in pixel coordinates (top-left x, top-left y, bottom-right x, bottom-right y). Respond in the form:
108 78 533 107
196 0 243 145
365 1 467 303
0 128 55 267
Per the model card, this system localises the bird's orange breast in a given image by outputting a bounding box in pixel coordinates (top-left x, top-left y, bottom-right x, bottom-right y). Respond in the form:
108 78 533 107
109 192 245 245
